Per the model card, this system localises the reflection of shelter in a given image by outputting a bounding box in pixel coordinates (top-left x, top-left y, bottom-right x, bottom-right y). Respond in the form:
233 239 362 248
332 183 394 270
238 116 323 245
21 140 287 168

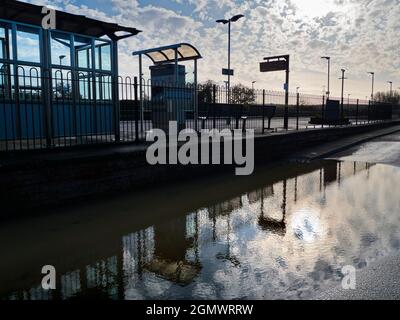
132 43 202 131
208 197 243 218
0 0 141 145
258 181 287 237
144 218 201 286
323 161 338 186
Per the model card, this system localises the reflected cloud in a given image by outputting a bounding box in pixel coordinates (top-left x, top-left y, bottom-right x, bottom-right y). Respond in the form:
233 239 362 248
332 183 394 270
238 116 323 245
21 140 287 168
3 161 400 300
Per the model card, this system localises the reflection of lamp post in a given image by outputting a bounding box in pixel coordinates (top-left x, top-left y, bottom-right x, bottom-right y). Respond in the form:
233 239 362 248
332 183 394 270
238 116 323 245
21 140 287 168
59 55 66 66
321 56 331 99
216 14 244 103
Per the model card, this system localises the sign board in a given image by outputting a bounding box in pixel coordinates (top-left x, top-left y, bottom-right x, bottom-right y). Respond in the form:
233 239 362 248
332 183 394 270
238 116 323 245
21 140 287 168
325 100 341 121
260 60 288 73
222 68 234 76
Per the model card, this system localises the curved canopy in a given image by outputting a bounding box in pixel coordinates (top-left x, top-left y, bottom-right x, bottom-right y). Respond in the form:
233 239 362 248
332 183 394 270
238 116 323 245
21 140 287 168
132 43 202 64
1 0 141 41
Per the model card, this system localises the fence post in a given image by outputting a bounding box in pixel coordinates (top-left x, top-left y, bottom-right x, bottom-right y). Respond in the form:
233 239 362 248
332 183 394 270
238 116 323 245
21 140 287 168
356 99 359 125
321 95 325 129
368 100 371 123
262 89 266 134
134 77 140 142
296 92 300 130
41 29 52 148
213 84 216 129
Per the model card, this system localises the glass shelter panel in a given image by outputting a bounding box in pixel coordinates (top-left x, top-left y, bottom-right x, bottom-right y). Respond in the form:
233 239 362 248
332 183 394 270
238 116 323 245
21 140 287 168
51 31 72 67
75 36 92 70
16 25 41 64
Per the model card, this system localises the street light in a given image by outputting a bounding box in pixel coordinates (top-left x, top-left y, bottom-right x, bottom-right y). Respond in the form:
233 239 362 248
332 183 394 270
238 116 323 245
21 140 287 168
368 72 375 101
59 55 66 66
321 56 331 99
296 86 300 94
388 81 393 96
339 69 347 119
252 81 256 90
216 14 244 103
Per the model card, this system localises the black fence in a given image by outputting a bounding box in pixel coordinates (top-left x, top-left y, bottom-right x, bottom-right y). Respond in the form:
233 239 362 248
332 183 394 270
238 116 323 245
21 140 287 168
0 69 396 152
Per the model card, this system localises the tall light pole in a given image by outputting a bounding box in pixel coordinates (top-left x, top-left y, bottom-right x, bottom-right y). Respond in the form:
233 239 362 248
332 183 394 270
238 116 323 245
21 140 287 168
368 72 375 102
321 56 331 99
216 14 244 103
388 81 393 96
339 69 347 120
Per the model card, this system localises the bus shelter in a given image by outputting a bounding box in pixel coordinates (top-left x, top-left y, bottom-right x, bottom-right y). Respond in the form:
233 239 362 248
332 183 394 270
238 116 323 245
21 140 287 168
0 0 141 148
132 43 202 131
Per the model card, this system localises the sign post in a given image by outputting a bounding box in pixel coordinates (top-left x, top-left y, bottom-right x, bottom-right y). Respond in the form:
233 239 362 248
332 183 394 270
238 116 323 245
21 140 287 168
260 55 290 130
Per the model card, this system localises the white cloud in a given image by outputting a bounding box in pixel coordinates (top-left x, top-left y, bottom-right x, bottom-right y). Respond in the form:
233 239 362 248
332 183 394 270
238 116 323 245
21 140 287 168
20 0 400 98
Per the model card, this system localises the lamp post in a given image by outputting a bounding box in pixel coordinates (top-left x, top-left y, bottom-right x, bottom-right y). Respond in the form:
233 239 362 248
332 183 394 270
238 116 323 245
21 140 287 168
321 56 331 99
217 14 244 103
388 81 393 96
59 55 66 66
296 86 300 94
339 69 347 120
252 81 256 90
368 72 375 102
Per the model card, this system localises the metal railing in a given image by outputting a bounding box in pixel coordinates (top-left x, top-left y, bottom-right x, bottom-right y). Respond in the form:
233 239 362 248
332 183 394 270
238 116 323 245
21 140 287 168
0 69 396 152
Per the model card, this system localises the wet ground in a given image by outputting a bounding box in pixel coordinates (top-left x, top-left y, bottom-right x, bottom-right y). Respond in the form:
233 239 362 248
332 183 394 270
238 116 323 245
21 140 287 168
0 132 400 300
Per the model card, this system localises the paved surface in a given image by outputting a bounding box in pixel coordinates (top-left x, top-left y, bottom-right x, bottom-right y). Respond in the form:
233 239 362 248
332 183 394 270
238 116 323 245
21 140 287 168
317 253 400 300
291 124 400 161
315 131 400 300
329 131 400 167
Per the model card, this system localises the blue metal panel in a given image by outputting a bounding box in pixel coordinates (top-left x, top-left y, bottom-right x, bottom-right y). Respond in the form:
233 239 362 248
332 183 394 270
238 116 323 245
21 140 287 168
0 103 17 140
19 102 45 139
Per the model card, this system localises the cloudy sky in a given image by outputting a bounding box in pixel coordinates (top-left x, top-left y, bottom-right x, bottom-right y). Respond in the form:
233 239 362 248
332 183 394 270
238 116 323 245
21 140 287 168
26 0 400 98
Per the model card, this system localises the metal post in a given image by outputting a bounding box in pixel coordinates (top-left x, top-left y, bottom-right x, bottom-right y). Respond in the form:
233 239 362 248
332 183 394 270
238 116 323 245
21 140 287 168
368 100 371 123
262 89 266 134
371 73 374 102
213 84 216 129
327 58 330 99
296 92 300 130
322 95 325 129
174 48 179 85
340 69 346 120
134 77 139 142
356 99 359 125
42 29 52 147
139 54 144 135
284 57 290 130
194 59 198 132
227 21 231 104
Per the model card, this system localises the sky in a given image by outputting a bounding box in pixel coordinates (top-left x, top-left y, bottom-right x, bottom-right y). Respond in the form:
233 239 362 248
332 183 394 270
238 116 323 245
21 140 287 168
24 0 400 99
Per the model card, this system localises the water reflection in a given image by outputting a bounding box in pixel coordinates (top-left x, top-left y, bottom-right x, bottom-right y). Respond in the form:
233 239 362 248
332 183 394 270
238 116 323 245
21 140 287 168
3 160 400 300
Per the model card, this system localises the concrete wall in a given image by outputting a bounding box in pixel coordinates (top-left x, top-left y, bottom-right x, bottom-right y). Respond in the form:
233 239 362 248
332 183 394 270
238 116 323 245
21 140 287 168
0 121 399 217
